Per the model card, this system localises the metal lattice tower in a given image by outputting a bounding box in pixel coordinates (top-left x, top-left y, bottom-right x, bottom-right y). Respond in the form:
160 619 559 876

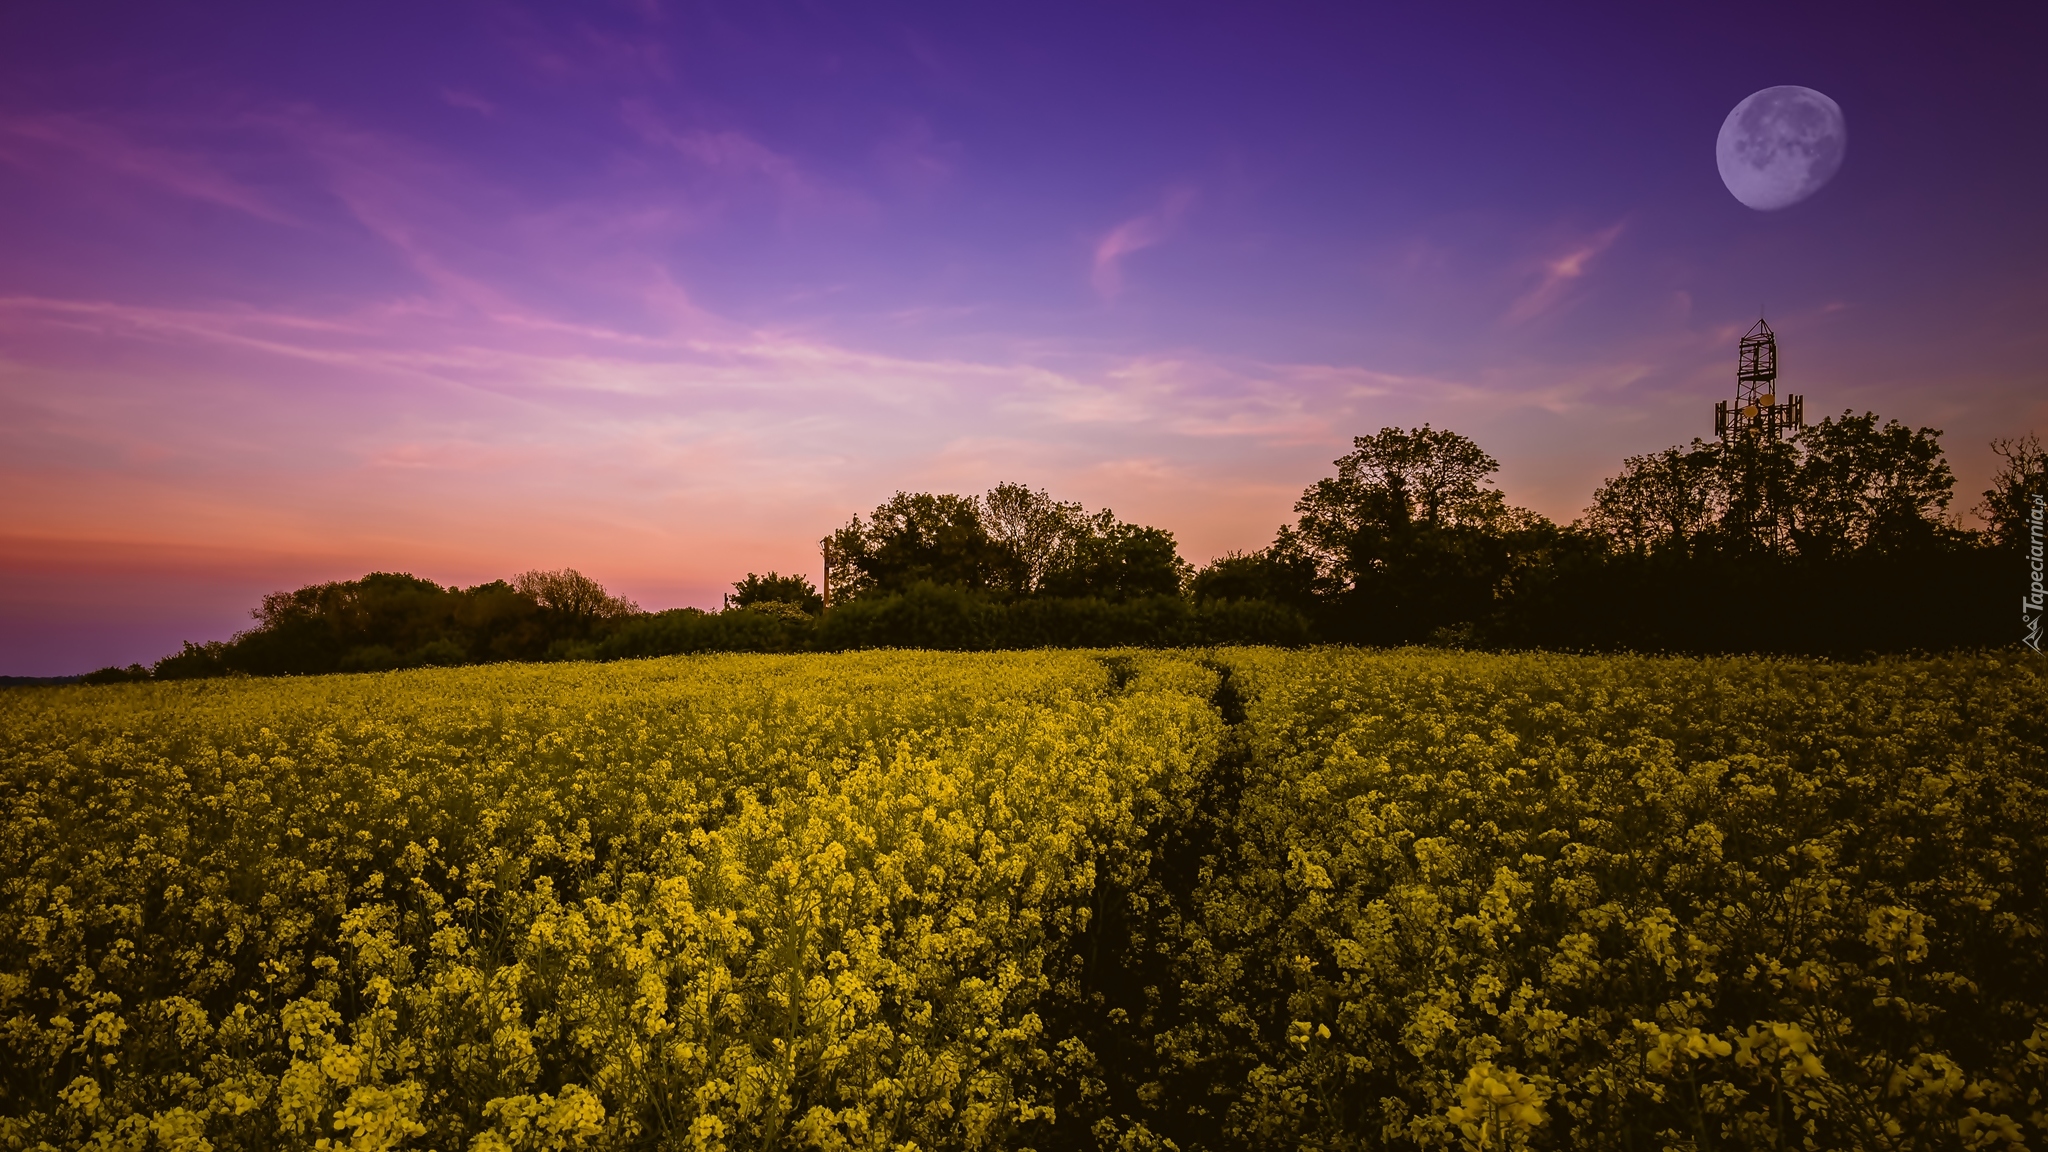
1714 319 1804 441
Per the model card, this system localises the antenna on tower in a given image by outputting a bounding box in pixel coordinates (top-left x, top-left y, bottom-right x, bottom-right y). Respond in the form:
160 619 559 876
1713 317 1804 442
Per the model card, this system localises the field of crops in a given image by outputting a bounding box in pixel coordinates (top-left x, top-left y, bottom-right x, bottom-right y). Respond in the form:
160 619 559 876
2 648 2044 1151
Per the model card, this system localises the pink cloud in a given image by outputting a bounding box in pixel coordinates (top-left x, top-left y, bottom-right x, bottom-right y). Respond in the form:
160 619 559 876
1092 187 1197 298
1505 222 1625 324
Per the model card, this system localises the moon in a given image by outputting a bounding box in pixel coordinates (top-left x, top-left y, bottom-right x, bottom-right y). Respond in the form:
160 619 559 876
1716 86 1846 211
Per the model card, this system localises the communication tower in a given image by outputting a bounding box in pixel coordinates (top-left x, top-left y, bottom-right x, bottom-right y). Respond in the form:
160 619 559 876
1714 319 1804 441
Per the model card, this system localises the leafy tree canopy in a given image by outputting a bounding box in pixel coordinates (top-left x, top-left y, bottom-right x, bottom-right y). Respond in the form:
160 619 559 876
511 568 640 619
730 571 823 615
1189 532 1319 609
1582 412 1960 559
826 484 1190 602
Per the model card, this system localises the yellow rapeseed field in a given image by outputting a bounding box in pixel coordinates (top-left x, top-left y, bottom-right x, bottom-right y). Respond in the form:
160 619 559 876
2 648 2043 1152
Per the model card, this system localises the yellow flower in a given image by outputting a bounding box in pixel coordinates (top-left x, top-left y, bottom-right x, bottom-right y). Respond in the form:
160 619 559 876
1645 1025 1733 1073
1446 1062 1547 1149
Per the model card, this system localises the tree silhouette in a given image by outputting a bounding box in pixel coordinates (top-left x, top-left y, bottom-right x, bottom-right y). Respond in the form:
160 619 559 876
1976 432 2046 549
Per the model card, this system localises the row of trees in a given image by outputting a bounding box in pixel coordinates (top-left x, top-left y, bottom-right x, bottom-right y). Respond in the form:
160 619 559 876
89 569 643 681
800 412 2038 653
1210 415 2038 651
84 413 2043 681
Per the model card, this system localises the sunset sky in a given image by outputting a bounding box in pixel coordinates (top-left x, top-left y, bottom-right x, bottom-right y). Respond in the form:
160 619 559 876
3 2 2044 674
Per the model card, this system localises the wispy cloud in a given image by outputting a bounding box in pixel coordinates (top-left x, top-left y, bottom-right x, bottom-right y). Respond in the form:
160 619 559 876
1092 187 1197 298
489 8 671 85
873 116 959 194
1505 222 1624 324
0 113 296 224
577 25 671 82
440 88 497 117
621 102 862 217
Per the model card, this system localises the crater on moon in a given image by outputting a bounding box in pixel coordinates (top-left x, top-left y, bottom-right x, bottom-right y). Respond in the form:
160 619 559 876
1717 86 1846 211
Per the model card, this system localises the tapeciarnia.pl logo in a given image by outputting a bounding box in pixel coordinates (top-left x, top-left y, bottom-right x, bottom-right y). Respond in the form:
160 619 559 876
2027 493 2045 652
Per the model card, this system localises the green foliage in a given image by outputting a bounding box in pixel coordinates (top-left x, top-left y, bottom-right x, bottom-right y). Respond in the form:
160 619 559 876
810 584 1310 650
827 491 1021 598
509 569 641 621
1516 413 2004 653
78 664 151 685
1037 519 1192 601
814 580 998 648
1584 413 1961 560
153 639 235 680
729 572 823 615
984 482 1090 593
1283 426 1558 644
828 485 1193 604
598 606 814 658
1230 418 2011 652
1581 442 1723 556
141 570 640 679
1303 424 1512 536
1190 537 1319 611
1793 411 1957 556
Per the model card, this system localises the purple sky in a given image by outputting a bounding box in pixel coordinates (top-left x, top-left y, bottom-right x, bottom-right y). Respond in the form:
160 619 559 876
3 1 2044 674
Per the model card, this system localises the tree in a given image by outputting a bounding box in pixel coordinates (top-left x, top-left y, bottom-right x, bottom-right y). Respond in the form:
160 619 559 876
730 571 823 615
149 570 609 676
1287 426 1549 642
1191 532 1320 609
1550 413 2004 655
983 482 1088 594
511 568 640 619
1976 432 2047 550
826 486 1192 603
983 482 1192 600
236 572 459 673
1790 411 1956 557
1582 442 1722 555
1037 510 1193 601
1293 425 1516 590
1582 414 1960 561
825 492 1019 599
1710 433 1803 556
1335 424 1505 529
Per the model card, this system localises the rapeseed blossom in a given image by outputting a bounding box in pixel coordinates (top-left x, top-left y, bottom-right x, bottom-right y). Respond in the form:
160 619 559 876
2 646 2043 1150
1446 1062 1546 1149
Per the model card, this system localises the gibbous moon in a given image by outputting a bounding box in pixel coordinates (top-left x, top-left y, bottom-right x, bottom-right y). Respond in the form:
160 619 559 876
1717 86 1846 210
